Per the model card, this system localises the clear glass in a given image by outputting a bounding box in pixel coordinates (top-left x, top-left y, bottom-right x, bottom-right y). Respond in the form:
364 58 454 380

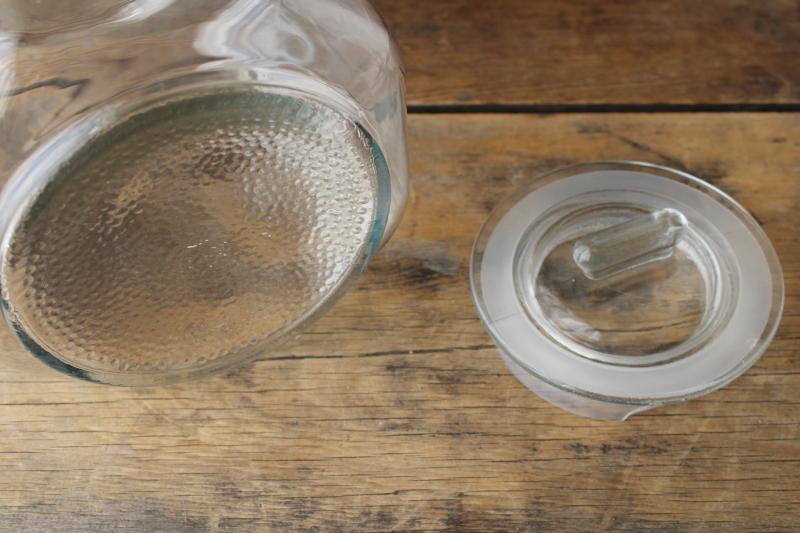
471 162 784 420
0 0 408 385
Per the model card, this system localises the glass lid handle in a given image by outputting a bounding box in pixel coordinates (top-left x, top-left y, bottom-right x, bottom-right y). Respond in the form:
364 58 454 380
572 208 688 280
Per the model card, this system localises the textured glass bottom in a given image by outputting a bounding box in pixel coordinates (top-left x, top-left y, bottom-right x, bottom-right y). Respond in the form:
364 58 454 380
2 90 381 378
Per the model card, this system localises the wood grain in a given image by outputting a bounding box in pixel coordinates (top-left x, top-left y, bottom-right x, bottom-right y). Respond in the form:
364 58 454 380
372 0 800 106
0 113 798 531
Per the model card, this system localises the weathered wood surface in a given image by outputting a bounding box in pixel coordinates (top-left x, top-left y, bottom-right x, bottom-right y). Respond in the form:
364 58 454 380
373 0 800 106
0 113 798 531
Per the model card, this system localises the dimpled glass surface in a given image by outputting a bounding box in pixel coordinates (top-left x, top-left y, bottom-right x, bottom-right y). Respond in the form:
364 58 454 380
2 90 379 374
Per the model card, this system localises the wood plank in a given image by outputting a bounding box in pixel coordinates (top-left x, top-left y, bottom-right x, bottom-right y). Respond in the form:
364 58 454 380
0 113 798 531
373 0 800 106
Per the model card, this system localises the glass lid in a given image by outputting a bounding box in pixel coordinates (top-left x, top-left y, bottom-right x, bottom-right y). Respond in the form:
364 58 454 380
471 161 784 404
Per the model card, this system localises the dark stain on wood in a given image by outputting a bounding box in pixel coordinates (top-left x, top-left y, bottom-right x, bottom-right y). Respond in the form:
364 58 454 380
568 442 592 454
689 160 729 184
607 134 687 171
600 438 672 456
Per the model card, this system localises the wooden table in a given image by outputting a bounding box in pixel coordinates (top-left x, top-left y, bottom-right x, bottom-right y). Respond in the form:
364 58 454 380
2 1 799 530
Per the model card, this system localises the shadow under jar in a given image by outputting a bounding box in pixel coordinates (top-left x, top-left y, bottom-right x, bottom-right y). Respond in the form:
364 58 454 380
0 0 407 385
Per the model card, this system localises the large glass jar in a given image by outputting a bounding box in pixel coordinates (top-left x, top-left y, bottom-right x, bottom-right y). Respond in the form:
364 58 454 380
0 0 407 385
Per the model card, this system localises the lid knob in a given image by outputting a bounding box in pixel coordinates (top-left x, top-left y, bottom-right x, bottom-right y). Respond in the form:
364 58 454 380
572 208 688 280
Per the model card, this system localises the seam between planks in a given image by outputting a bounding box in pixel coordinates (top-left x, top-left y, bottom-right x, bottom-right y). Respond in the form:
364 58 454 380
407 103 800 114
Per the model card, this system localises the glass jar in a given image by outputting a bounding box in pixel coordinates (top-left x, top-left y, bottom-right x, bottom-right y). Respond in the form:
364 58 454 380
0 0 407 385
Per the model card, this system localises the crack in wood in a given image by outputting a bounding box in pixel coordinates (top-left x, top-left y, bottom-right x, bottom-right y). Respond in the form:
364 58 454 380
6 77 89 98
